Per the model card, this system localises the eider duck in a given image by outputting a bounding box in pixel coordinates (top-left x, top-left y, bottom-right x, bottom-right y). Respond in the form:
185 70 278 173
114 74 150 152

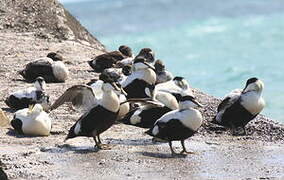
64 71 127 149
49 70 125 113
88 45 133 73
11 104 52 136
19 52 69 83
212 77 265 135
155 76 194 101
154 59 173 84
119 91 179 128
135 48 155 63
5 77 49 110
146 95 203 155
122 57 156 99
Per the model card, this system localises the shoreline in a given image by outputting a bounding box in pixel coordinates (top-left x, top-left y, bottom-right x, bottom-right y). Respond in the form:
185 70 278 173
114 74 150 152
0 0 283 179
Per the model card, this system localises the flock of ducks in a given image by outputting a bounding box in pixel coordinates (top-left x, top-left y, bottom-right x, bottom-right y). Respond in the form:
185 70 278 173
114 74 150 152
1 45 265 156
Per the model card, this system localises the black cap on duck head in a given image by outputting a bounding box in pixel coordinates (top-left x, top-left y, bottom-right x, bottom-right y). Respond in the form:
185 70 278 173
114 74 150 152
245 77 258 87
173 76 184 81
136 48 155 63
122 64 132 76
133 56 146 64
119 45 132 57
47 52 63 61
180 95 203 107
99 70 119 83
154 60 165 72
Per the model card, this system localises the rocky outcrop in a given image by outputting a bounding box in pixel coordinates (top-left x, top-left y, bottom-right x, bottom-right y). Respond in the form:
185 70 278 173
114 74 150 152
0 0 105 50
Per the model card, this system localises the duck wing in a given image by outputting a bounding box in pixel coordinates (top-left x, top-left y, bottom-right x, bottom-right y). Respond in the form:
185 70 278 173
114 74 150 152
49 85 97 111
217 89 242 112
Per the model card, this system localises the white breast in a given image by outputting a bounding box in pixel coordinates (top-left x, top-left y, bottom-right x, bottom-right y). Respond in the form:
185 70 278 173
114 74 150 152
100 91 120 113
52 61 69 81
179 109 203 131
15 109 52 136
241 92 265 115
155 108 202 132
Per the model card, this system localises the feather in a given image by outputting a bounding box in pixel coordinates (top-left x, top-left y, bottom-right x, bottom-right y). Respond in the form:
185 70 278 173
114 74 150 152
50 85 97 111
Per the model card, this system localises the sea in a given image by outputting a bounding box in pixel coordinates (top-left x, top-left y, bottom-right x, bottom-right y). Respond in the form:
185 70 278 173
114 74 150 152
59 0 284 123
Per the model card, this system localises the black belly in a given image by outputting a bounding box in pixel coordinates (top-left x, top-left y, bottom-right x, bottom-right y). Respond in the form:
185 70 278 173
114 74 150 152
124 79 152 99
150 119 196 141
218 99 257 128
21 62 58 82
5 95 34 110
11 118 24 134
70 105 118 138
121 106 171 128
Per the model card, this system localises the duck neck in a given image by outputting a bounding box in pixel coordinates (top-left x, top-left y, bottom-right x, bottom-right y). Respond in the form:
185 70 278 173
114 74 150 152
101 90 120 112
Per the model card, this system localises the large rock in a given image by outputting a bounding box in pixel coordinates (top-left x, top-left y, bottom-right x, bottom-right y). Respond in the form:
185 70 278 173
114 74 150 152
0 0 105 50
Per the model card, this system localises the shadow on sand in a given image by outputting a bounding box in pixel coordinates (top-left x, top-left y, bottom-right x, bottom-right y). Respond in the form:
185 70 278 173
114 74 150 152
137 151 187 159
40 144 100 154
105 137 166 146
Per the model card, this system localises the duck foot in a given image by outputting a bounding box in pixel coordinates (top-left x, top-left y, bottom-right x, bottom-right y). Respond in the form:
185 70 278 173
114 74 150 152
231 127 246 136
152 137 167 143
179 150 197 155
95 144 113 150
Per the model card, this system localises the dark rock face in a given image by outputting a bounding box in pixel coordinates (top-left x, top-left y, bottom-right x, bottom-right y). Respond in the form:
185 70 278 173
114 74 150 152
0 0 105 50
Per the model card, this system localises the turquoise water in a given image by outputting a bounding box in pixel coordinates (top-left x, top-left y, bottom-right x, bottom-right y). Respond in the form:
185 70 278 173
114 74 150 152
60 0 284 122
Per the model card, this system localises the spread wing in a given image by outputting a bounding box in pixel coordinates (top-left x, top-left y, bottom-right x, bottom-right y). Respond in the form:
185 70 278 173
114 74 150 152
49 85 97 111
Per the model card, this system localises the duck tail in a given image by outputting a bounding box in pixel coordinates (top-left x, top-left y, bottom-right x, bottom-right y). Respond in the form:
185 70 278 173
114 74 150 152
18 70 26 78
211 116 219 125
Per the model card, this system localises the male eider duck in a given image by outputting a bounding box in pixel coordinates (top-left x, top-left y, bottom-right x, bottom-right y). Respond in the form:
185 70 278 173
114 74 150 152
154 59 173 84
65 71 127 149
122 57 156 99
49 70 126 115
212 77 265 135
119 91 179 128
19 52 69 83
11 104 52 136
5 77 49 110
88 45 133 73
135 48 155 63
146 95 203 155
155 76 194 102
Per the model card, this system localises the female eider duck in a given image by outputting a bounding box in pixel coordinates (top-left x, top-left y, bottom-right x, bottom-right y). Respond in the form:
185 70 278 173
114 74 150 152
5 77 49 110
146 95 203 155
64 71 127 149
155 76 194 102
212 77 265 135
11 104 52 136
122 57 156 99
119 91 179 128
19 52 69 83
88 45 133 73
135 48 155 63
154 59 173 84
